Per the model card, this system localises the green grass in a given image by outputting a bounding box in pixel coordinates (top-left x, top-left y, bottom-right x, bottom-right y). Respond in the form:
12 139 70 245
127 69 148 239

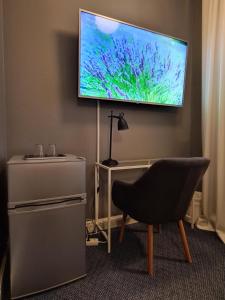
81 64 180 105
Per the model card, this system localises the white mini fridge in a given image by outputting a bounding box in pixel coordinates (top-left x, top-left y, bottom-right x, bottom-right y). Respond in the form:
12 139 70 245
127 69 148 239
7 154 86 299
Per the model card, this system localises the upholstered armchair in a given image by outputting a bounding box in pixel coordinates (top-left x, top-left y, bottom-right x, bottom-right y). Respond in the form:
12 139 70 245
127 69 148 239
112 158 210 276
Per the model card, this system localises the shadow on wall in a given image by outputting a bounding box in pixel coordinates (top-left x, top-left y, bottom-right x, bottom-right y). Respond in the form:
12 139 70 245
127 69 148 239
0 171 9 300
54 31 96 123
0 164 8 267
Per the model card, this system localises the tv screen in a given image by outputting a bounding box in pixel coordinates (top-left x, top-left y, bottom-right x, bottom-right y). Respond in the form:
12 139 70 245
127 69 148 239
79 10 188 107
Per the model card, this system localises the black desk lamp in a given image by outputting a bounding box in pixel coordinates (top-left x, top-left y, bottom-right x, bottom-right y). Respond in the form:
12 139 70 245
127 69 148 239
102 111 129 167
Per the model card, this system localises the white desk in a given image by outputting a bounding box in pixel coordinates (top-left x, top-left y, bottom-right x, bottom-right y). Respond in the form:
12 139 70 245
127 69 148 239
94 159 156 253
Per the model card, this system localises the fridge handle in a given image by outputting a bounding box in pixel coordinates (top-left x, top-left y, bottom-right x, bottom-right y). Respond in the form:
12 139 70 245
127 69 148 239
8 193 86 209
8 197 86 215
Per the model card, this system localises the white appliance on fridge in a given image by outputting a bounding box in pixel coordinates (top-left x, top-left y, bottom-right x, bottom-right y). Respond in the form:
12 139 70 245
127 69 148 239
7 154 86 299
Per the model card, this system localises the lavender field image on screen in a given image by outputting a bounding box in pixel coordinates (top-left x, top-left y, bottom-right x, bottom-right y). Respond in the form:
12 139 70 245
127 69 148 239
79 11 188 106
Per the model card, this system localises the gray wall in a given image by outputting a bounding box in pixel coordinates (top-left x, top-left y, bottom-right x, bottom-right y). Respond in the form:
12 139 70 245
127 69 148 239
0 0 6 165
190 0 202 156
0 0 7 255
3 0 202 217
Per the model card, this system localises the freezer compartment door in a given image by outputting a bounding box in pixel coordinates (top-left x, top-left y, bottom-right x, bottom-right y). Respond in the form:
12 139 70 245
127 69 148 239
9 198 86 299
8 160 86 204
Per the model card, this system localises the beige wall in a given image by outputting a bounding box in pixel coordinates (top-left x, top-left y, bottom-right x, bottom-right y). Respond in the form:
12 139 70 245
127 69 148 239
3 0 202 217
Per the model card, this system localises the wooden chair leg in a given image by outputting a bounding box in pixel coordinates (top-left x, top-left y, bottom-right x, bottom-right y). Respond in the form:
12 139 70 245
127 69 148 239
147 224 154 276
119 213 127 243
178 220 192 263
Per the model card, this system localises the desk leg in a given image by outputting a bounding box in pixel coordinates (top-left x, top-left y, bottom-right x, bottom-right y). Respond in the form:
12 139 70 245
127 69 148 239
107 169 112 254
95 164 99 225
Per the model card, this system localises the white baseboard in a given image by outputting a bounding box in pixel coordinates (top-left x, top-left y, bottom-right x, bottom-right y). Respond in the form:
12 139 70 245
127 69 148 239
86 214 137 232
184 214 193 224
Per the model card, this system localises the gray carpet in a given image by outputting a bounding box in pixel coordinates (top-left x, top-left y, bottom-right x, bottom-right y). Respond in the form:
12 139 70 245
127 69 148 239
25 222 225 300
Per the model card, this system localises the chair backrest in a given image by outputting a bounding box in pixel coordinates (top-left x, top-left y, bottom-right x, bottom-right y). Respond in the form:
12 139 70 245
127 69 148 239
131 157 210 224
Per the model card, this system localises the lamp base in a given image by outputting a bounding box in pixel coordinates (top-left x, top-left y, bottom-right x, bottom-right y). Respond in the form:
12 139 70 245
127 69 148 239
102 158 118 167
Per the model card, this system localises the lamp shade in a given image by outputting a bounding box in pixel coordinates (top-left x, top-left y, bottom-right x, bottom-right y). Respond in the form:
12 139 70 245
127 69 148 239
118 113 129 130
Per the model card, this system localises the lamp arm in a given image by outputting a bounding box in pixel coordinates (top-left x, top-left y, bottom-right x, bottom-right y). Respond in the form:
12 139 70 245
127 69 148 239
109 114 113 160
102 110 127 166
108 111 120 159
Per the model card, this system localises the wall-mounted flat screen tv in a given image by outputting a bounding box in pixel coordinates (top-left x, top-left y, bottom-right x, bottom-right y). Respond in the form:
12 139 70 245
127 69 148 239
79 10 188 107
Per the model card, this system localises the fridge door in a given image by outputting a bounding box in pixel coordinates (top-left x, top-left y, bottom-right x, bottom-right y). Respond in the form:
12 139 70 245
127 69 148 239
8 197 86 299
8 159 86 206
